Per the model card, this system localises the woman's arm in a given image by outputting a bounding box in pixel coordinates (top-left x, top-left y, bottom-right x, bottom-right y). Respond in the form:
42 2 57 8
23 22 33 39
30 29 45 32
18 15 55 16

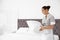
44 25 54 29
40 25 54 31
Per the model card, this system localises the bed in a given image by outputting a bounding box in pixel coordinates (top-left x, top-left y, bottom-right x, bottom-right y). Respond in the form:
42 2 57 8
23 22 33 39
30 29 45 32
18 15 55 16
0 21 59 40
0 29 59 40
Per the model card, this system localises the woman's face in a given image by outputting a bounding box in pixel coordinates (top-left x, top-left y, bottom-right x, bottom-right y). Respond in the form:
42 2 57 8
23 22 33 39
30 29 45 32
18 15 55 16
42 8 48 15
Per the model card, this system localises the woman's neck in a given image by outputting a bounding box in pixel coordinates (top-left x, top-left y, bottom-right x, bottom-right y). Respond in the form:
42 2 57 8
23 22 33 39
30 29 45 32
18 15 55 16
45 13 49 18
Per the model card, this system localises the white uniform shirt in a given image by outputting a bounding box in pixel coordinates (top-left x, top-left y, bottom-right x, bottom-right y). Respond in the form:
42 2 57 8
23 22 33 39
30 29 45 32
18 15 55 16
42 13 55 26
42 13 55 34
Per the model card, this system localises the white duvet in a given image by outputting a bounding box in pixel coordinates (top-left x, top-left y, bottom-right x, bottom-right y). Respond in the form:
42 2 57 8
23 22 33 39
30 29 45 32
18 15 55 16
0 29 48 40
0 28 59 40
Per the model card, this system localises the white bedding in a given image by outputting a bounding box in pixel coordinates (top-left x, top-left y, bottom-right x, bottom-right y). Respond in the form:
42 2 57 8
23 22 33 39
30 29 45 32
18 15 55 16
0 28 59 40
0 30 48 40
0 21 59 40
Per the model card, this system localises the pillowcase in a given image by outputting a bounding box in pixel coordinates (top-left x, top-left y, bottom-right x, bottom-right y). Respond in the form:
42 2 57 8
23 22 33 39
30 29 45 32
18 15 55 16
16 27 29 34
26 21 42 33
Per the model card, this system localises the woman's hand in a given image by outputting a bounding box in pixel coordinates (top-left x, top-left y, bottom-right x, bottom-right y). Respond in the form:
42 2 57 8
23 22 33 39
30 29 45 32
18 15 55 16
39 26 45 31
39 25 54 31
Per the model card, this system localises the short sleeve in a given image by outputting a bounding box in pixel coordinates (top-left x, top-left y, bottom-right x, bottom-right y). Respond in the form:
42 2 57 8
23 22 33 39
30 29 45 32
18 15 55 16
50 16 55 25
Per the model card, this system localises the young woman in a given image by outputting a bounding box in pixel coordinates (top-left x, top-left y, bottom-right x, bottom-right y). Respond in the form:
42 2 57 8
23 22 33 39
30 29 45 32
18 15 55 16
40 6 55 40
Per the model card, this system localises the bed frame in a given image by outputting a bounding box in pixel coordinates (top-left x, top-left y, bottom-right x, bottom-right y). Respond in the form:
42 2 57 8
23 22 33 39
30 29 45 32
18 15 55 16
18 19 60 39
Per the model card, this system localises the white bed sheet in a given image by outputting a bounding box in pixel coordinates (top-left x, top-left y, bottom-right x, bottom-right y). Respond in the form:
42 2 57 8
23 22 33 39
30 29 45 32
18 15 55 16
0 30 59 40
0 30 49 40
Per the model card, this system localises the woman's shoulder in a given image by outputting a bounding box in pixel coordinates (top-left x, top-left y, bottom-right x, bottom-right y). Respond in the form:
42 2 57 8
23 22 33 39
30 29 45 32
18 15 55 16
48 14 54 18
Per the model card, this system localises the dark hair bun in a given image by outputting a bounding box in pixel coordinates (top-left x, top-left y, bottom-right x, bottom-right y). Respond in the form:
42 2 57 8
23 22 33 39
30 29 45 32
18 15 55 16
42 6 51 10
46 6 50 9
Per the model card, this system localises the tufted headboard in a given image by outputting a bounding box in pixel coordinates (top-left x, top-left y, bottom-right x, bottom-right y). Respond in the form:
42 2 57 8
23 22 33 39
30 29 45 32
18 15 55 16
18 19 60 35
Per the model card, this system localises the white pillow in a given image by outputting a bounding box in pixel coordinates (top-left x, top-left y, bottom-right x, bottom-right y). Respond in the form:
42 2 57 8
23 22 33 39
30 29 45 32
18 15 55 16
26 21 42 33
16 27 29 34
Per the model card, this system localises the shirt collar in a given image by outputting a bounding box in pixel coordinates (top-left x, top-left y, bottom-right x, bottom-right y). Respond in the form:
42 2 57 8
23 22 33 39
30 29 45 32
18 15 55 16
44 13 50 19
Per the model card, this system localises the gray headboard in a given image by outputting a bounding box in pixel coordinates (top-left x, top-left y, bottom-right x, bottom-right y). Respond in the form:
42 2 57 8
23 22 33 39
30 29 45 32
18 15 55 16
18 19 60 35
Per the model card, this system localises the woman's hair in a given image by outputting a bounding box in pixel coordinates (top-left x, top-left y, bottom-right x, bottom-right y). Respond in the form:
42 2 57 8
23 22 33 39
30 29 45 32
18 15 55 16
42 6 50 10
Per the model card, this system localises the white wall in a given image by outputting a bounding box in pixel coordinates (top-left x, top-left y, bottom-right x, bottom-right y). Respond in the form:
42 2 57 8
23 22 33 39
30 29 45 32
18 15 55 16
0 8 18 33
0 0 60 33
18 0 60 19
